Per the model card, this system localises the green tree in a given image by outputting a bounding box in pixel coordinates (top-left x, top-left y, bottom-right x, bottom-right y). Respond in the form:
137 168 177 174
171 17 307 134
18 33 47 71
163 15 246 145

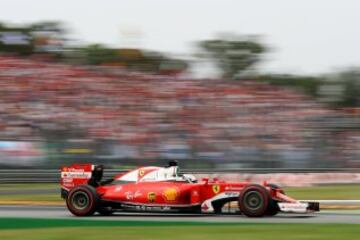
198 35 266 79
257 74 322 97
340 69 360 107
79 44 118 65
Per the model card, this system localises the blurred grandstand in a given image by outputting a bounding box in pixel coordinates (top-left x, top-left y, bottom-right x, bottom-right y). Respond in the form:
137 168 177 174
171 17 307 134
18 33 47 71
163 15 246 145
0 54 359 169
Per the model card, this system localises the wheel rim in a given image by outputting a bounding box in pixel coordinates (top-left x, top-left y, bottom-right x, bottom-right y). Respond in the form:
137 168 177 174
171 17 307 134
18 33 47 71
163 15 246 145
243 190 263 211
71 191 90 210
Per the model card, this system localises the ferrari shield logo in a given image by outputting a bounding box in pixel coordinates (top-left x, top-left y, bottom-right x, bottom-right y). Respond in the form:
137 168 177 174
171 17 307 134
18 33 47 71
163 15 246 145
212 184 220 194
139 169 145 177
148 192 156 203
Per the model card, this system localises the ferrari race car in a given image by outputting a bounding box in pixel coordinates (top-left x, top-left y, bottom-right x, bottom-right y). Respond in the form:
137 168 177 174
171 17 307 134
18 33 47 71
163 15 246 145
60 162 319 217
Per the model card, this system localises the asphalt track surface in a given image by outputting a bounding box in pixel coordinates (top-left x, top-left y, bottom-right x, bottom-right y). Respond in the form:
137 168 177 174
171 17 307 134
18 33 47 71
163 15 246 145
1 205 360 224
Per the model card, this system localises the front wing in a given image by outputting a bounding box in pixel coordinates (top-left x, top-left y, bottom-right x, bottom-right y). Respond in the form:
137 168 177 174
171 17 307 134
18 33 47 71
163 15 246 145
278 201 320 213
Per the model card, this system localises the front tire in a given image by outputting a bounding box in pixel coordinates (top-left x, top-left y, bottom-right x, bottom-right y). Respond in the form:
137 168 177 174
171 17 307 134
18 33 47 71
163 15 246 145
238 184 270 217
66 185 99 216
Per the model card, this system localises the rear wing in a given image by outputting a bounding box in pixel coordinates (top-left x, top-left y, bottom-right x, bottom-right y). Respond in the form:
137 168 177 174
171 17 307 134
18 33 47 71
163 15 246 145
60 164 104 198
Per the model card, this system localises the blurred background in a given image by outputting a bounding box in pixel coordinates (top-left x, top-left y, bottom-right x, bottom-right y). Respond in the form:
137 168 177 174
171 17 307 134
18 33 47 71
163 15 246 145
0 0 359 173
2 3 360 240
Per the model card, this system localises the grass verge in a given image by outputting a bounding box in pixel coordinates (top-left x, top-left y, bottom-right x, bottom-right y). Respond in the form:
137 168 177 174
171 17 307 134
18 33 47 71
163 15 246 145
0 218 359 240
284 184 360 200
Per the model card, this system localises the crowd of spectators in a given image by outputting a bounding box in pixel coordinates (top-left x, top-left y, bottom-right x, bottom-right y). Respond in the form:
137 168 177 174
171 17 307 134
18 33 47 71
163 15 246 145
0 55 359 168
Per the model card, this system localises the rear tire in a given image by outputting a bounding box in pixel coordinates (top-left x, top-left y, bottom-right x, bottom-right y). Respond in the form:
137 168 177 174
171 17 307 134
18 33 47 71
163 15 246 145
238 184 270 217
66 185 99 216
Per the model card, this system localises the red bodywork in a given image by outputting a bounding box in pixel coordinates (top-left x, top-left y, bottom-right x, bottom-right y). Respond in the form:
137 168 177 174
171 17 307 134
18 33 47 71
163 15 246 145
97 179 248 207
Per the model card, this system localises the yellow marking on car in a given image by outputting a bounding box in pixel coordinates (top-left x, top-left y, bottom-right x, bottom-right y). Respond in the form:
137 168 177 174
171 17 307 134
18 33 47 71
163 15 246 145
212 184 220 194
148 192 156 203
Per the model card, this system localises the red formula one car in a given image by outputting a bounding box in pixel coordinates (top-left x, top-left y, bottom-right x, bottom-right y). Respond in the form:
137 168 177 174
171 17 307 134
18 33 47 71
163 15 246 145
60 162 319 217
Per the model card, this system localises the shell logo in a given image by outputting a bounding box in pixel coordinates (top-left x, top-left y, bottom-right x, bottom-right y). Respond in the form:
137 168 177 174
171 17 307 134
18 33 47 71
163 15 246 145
163 188 178 201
